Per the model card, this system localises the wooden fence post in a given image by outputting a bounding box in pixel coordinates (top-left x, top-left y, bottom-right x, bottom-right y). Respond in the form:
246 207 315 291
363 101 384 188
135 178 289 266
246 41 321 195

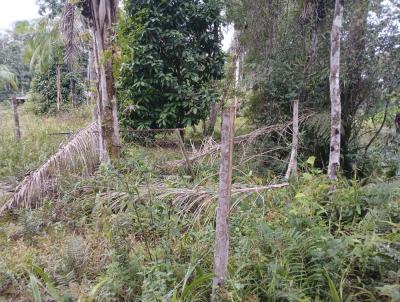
175 129 194 177
12 96 21 142
285 99 299 179
212 106 235 301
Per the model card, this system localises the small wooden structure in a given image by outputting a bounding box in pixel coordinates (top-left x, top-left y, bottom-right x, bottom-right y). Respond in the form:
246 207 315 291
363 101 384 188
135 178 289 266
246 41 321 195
8 96 28 105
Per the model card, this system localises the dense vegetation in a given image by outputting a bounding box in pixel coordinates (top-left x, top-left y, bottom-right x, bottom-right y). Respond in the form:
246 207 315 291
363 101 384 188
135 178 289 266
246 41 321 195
30 62 86 114
228 0 399 175
0 106 399 301
0 0 399 301
117 0 225 130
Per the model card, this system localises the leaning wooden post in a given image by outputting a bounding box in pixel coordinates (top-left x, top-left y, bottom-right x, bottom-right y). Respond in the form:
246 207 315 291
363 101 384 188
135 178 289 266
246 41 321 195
175 129 194 177
12 96 21 142
285 99 299 179
212 106 235 301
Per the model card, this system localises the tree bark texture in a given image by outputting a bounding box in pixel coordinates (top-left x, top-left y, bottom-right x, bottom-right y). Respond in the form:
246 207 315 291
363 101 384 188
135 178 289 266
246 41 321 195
207 101 218 136
175 129 194 177
88 47 98 105
91 33 107 163
70 79 77 108
328 0 343 180
90 0 121 161
56 65 62 112
285 99 299 179
12 96 21 142
212 106 235 301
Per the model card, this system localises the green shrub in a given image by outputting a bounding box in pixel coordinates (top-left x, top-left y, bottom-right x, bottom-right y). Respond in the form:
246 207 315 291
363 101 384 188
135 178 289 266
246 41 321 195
30 62 85 114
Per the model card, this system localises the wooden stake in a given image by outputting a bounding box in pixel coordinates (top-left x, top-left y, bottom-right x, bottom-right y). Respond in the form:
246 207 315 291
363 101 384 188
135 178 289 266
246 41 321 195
12 96 21 142
56 64 62 112
175 129 194 177
212 106 235 301
285 99 299 179
328 0 344 180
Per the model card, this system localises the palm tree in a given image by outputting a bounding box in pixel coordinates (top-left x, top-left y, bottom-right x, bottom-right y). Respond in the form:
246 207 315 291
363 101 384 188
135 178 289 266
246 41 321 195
75 0 122 162
25 19 64 111
0 65 18 91
61 2 86 108
0 65 21 141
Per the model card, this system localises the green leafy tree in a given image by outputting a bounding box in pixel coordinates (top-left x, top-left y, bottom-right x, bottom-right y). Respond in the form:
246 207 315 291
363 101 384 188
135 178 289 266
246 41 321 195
26 18 86 112
36 0 63 19
117 0 225 129
30 61 85 114
227 0 400 174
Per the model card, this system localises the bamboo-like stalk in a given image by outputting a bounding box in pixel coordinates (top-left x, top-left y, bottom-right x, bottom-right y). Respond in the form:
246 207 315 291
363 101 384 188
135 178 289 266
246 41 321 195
285 99 299 179
56 65 62 112
328 0 344 180
0 122 100 216
12 96 21 142
212 106 235 299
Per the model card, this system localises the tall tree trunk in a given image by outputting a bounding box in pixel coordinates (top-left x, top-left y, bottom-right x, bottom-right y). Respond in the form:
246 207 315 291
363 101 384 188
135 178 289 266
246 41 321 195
206 101 217 136
12 96 21 142
91 0 121 161
91 32 107 163
70 78 77 108
285 99 299 179
88 47 98 105
212 106 235 301
328 0 344 180
56 64 62 112
233 30 241 110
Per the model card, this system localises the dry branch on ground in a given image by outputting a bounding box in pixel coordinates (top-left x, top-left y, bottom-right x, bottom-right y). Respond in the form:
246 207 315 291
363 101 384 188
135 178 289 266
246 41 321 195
104 182 289 220
161 112 315 171
0 122 100 216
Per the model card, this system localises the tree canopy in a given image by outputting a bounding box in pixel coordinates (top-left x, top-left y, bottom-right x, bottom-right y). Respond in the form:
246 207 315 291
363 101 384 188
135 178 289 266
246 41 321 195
117 0 225 130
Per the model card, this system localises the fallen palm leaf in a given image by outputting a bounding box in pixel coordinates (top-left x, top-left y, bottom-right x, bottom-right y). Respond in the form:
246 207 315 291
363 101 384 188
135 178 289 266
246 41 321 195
102 182 289 221
0 122 99 216
92 183 289 220
161 112 314 171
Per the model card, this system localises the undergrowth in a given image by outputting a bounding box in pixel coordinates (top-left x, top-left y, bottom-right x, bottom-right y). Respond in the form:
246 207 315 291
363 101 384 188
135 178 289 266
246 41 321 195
0 103 92 185
0 107 399 301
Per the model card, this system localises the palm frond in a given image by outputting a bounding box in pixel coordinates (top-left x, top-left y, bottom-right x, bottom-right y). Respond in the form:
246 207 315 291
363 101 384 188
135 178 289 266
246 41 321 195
100 183 288 222
25 19 62 73
0 122 100 216
161 112 315 171
0 65 18 91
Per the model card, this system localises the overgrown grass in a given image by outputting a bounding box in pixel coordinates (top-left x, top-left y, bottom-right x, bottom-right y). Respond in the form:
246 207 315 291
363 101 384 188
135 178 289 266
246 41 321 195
0 108 399 301
0 102 92 184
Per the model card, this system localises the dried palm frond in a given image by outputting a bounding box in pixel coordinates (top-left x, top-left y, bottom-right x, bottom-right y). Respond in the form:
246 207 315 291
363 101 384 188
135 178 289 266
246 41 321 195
86 181 288 222
161 187 216 218
161 112 315 171
299 0 316 24
0 122 100 216
160 182 289 222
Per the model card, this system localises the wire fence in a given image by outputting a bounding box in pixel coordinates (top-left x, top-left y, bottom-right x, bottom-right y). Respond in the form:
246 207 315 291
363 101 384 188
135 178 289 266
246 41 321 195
122 128 186 148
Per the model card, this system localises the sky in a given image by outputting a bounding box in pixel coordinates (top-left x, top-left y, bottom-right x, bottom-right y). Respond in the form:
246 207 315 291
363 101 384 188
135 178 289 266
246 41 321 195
0 0 39 30
0 0 235 50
